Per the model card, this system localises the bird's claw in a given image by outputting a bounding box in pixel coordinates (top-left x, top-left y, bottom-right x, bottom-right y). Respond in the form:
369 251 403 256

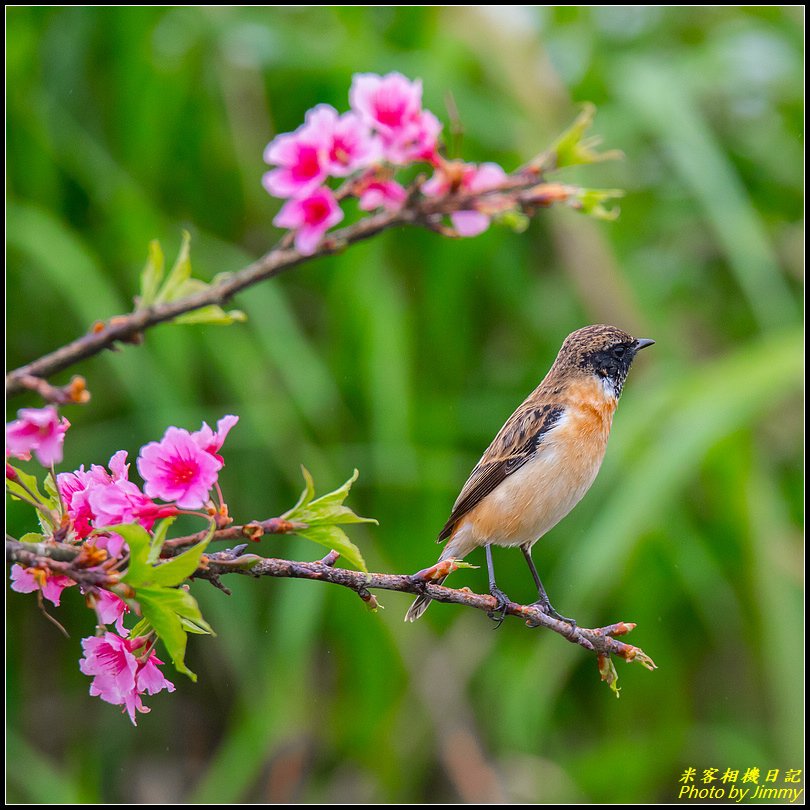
531 597 577 627
487 587 511 629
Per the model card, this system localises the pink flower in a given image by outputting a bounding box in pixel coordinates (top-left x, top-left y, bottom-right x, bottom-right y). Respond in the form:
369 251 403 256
88 533 128 561
262 119 330 198
349 72 442 165
57 470 97 539
385 110 442 165
137 426 222 509
305 105 379 177
191 414 239 465
422 160 507 237
350 72 424 137
358 178 407 212
58 451 131 539
92 589 130 636
273 186 344 256
88 478 175 534
80 633 175 725
6 406 70 467
10 564 75 606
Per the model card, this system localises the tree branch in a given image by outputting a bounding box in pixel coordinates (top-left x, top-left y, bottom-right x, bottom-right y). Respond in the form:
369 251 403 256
6 173 585 398
6 534 657 672
162 517 307 551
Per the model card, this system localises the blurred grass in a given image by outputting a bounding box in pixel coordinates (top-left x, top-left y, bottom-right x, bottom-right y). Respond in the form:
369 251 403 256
6 6 803 803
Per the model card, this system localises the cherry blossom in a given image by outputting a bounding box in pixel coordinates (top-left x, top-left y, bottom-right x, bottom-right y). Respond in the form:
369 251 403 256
91 589 130 636
422 160 508 236
6 406 70 466
58 450 131 539
273 186 344 256
349 72 441 165
10 564 75 606
191 414 239 465
357 177 408 212
79 633 175 725
88 478 175 533
305 105 379 177
263 119 330 198
137 426 222 509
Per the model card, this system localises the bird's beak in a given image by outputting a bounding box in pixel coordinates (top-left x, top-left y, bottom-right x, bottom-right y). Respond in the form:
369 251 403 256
633 338 655 351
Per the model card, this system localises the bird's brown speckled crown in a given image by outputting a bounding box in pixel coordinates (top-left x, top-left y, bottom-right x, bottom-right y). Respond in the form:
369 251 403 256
545 324 651 399
553 324 635 369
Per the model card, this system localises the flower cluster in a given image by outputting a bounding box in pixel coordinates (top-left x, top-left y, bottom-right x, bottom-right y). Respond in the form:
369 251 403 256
80 633 175 725
263 71 508 255
7 409 239 723
422 160 508 237
51 414 239 548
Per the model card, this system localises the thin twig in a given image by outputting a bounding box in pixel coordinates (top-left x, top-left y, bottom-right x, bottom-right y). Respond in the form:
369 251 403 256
12 375 90 405
7 540 117 589
162 517 306 550
6 172 578 398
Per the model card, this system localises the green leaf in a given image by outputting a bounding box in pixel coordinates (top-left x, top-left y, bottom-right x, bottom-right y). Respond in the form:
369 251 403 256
282 468 376 572
6 465 60 535
446 561 478 571
135 586 213 680
496 209 530 233
6 465 53 508
181 616 215 635
283 465 317 518
291 468 378 527
111 521 214 676
297 524 368 573
138 232 247 327
543 102 623 171
571 188 624 221
129 617 152 639
137 239 165 308
149 523 214 586
117 520 211 587
43 471 60 506
154 230 192 304
147 517 176 564
174 305 247 326
114 523 154 587
598 655 621 698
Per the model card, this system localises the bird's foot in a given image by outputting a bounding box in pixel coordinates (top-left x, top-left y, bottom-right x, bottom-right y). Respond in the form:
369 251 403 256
531 597 577 628
487 587 511 629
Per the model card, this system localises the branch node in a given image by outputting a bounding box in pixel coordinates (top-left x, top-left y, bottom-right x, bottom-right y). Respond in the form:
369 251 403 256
319 549 340 567
206 575 232 596
356 586 381 611
13 374 92 406
241 523 265 542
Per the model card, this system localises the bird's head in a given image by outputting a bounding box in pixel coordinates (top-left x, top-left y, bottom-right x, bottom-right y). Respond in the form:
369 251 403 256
553 324 654 399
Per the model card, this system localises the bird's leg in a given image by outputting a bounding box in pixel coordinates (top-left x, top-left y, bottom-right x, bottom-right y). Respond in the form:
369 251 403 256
485 544 510 628
521 545 577 627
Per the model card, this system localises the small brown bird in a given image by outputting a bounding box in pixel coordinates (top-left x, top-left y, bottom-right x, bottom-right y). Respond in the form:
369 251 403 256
405 324 654 625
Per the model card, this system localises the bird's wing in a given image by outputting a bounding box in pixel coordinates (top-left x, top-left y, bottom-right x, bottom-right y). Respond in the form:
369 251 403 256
438 403 564 541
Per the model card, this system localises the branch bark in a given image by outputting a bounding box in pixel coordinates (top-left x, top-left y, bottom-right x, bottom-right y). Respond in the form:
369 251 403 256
6 174 583 398
6 534 657 671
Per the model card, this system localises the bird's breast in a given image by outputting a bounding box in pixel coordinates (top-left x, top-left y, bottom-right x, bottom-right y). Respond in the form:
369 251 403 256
465 381 617 548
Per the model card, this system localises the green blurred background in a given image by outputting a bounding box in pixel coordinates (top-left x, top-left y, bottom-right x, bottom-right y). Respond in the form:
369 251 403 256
7 6 803 803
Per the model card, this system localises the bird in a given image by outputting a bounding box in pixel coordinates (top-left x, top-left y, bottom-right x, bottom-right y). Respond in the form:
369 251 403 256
405 324 654 625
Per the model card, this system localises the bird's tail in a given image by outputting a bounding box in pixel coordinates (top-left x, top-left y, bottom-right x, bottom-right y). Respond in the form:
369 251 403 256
404 576 447 622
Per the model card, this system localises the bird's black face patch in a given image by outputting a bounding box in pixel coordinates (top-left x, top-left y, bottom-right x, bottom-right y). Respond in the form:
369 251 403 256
581 341 637 397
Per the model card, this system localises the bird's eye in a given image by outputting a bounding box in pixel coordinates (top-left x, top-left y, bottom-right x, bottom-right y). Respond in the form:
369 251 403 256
612 345 626 359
